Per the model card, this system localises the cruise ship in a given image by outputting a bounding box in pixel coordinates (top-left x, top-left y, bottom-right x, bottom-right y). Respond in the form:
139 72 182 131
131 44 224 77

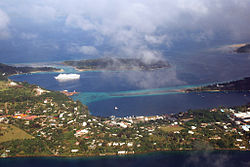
54 74 80 80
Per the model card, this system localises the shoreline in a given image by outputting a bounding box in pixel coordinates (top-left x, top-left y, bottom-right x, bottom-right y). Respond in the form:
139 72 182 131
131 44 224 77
8 69 64 77
1 148 249 159
74 67 170 72
30 69 64 74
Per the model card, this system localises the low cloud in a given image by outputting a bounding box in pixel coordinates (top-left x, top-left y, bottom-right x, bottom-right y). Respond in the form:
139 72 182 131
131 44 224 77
1 0 250 63
145 35 167 45
20 33 38 40
79 45 98 55
102 66 185 89
65 14 97 31
0 9 10 39
69 45 99 56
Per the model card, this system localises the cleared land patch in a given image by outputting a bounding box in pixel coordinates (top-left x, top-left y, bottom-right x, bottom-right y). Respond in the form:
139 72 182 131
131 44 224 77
159 125 184 132
0 123 34 143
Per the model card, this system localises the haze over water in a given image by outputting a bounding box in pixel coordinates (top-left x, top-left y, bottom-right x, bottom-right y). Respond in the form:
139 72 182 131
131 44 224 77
10 51 250 117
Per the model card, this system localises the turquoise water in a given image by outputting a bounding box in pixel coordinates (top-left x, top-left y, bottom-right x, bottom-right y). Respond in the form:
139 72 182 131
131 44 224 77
72 85 200 105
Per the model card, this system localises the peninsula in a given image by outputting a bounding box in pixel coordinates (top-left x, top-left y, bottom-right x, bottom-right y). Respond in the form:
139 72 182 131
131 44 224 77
185 77 250 92
63 58 170 71
235 44 250 53
0 63 61 78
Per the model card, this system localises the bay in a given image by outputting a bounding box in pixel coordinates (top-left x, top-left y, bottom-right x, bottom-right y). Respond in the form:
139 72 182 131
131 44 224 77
10 68 250 117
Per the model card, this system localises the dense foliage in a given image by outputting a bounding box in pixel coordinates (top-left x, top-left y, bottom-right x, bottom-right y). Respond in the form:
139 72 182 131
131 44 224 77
236 44 250 53
187 77 250 92
0 63 58 76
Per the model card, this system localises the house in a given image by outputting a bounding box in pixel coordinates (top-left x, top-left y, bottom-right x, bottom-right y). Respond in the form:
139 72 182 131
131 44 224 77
209 136 221 140
119 142 125 146
9 82 17 86
201 123 208 128
118 151 127 155
239 146 246 149
59 113 64 118
188 130 194 134
118 122 128 128
191 126 196 130
113 142 119 146
127 142 133 147
74 129 89 137
35 87 46 96
71 149 79 153
67 120 74 124
82 122 87 127
241 125 250 131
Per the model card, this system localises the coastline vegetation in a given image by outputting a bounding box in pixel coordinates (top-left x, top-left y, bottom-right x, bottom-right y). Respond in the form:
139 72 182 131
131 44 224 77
0 63 60 77
63 58 170 71
185 77 250 92
235 44 250 53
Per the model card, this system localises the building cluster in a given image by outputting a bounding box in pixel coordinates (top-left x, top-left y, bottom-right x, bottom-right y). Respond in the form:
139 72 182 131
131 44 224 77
224 107 250 132
1 80 249 156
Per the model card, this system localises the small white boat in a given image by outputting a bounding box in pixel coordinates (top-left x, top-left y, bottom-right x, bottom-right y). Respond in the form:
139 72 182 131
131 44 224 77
55 74 80 81
114 106 119 110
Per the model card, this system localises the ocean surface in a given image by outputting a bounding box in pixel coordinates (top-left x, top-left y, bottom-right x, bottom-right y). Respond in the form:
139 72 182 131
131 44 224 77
9 52 250 117
1 151 250 167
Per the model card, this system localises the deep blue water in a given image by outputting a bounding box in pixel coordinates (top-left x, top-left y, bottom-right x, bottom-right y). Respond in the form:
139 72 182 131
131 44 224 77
1 151 250 167
86 92 250 117
9 52 250 117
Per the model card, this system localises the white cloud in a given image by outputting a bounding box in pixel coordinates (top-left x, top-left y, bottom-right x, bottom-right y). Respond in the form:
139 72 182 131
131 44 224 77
65 14 97 31
69 45 98 55
1 0 250 57
0 9 10 39
28 5 57 23
59 0 250 60
79 46 98 55
20 33 38 40
145 35 167 44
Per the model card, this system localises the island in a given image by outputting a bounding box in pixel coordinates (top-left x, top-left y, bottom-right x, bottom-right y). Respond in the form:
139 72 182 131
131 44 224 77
63 58 170 71
0 63 249 158
235 44 250 53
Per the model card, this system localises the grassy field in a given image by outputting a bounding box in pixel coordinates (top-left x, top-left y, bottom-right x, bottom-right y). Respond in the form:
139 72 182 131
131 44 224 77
159 125 184 132
0 81 9 91
0 123 34 143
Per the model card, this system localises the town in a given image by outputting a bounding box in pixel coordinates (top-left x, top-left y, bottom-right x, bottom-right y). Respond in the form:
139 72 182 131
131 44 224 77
0 77 249 157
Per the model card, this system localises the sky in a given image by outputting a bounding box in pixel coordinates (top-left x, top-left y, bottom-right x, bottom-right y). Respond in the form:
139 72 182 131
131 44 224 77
0 0 250 63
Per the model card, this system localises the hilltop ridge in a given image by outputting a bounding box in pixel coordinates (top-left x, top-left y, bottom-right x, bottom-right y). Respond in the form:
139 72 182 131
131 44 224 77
0 63 60 78
63 58 170 71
